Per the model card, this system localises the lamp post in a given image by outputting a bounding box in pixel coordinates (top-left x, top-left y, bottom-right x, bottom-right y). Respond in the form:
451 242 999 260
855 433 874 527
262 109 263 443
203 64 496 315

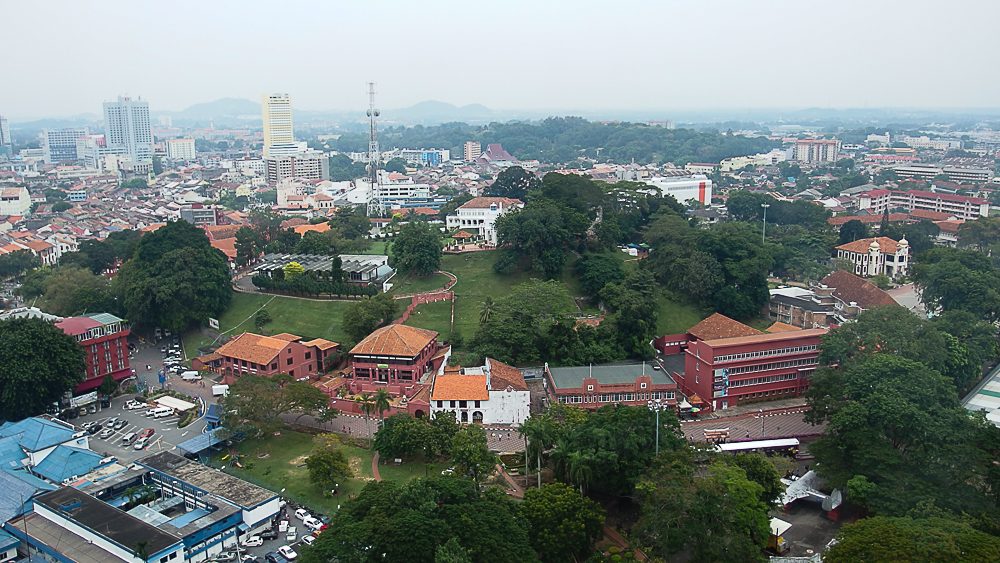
761 203 771 243
648 398 670 457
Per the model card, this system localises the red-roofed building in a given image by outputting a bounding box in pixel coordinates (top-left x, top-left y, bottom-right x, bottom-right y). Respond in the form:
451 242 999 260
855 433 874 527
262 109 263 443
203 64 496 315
835 236 910 278
858 189 990 220
656 313 826 412
55 313 132 395
429 358 531 424
196 331 339 383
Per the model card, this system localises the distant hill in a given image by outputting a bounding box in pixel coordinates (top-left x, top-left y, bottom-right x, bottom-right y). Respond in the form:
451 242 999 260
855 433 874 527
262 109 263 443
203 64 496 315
160 98 262 120
386 101 494 123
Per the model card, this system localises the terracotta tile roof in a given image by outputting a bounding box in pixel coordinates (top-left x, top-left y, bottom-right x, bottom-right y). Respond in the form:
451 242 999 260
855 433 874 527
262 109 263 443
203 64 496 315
935 220 963 233
908 209 955 221
210 238 237 259
350 324 438 357
270 333 302 342
430 345 451 362
141 223 166 233
196 352 223 363
281 218 308 229
827 213 908 226
22 240 54 252
687 313 763 341
820 270 899 310
409 384 431 404
204 224 240 240
302 338 339 350
215 332 290 365
452 230 475 239
705 328 828 348
488 358 527 391
293 222 330 236
766 322 802 333
836 236 901 254
431 375 489 401
458 197 524 209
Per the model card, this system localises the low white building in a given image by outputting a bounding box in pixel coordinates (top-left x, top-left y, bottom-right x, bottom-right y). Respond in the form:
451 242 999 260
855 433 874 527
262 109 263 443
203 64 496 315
430 358 531 425
445 196 524 244
834 236 909 278
0 187 31 216
640 175 713 207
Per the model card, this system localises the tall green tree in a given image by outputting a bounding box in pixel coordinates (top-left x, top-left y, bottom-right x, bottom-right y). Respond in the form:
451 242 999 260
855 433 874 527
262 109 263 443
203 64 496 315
0 317 87 420
838 219 869 244
493 199 589 279
574 253 626 302
234 226 260 266
112 220 232 332
471 280 573 364
0 249 40 279
218 373 336 438
450 426 498 483
521 483 605 563
342 293 399 343
435 538 472 563
305 433 353 489
912 247 1000 323
392 220 442 276
825 516 1000 563
99 373 117 397
484 166 539 201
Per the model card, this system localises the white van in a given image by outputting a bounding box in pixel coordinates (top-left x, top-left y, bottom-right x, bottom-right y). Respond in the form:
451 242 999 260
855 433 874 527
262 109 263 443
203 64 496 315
278 520 288 533
153 407 174 419
121 432 137 445
181 371 202 381
286 526 297 542
294 508 309 521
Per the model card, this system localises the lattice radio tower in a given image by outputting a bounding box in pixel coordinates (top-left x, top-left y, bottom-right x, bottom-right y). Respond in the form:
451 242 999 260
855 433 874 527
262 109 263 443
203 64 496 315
365 82 384 217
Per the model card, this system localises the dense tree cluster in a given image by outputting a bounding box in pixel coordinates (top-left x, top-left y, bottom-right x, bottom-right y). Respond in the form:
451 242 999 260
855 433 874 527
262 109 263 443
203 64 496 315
912 247 1000 323
372 411 461 460
391 220 442 276
341 293 399 344
218 372 335 438
332 118 780 165
0 317 87 421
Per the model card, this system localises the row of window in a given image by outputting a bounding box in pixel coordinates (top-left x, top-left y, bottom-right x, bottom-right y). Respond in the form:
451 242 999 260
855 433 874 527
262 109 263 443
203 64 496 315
558 391 675 404
91 359 126 377
713 344 818 364
721 357 817 376
436 400 482 409
728 372 800 388
735 387 801 400
89 337 125 352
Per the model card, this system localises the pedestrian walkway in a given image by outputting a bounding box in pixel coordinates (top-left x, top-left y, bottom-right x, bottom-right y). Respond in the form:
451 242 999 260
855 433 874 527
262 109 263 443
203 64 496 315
372 452 382 482
495 463 524 498
680 409 824 442
603 526 648 562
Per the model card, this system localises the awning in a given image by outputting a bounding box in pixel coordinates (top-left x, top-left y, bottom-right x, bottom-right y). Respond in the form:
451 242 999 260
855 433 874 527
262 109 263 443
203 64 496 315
176 428 227 455
237 523 249 532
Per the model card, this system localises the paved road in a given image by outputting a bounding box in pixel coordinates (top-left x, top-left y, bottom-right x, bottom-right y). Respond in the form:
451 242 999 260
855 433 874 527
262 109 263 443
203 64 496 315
679 409 824 442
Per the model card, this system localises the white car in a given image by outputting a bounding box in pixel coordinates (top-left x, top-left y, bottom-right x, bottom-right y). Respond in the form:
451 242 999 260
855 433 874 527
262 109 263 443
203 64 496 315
301 535 315 546
241 536 263 547
133 437 150 450
277 546 297 560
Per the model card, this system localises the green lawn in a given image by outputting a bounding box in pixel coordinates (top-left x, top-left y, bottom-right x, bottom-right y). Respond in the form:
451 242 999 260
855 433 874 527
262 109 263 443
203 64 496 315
390 273 451 295
360 240 387 255
184 293 356 357
655 293 707 335
211 430 449 515
404 299 453 336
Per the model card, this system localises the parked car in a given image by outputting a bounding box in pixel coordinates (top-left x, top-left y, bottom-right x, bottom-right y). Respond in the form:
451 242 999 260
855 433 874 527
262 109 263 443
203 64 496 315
302 517 321 532
114 419 128 430
106 417 119 426
139 428 155 439
277 546 297 560
88 405 97 414
241 536 263 548
294 508 309 520
301 535 315 546
99 428 114 439
133 437 149 450
81 421 94 430
87 424 102 435
213 551 237 562
264 553 287 563
260 529 279 541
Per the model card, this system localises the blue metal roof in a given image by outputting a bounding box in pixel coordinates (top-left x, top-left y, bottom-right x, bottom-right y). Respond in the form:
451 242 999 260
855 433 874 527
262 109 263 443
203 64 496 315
0 417 76 452
0 527 19 552
32 445 105 483
176 428 226 455
0 468 57 523
205 404 222 423
0 437 26 470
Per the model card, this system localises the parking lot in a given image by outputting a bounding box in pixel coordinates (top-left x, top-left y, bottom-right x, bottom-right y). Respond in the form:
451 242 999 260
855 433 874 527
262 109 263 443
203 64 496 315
229 506 326 563
73 394 208 465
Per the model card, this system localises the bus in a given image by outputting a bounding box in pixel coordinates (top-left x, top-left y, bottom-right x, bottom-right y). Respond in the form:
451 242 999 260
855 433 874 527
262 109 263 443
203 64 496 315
716 438 799 457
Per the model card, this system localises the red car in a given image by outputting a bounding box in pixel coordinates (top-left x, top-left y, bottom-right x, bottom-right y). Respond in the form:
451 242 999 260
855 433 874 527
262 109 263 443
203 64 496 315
139 428 155 439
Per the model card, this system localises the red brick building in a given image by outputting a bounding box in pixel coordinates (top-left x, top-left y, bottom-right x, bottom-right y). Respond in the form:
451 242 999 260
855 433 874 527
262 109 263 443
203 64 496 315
55 313 132 394
196 331 339 383
544 362 678 410
656 313 826 413
348 325 446 385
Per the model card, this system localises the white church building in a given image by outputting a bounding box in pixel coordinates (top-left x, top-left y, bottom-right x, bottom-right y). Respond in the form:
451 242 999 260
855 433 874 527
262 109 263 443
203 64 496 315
834 236 910 278
429 358 531 425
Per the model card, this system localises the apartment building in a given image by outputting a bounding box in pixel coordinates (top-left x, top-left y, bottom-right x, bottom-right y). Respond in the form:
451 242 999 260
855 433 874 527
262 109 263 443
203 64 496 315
893 164 992 184
262 93 293 158
857 188 990 220
0 187 31 216
42 127 88 164
793 139 841 163
464 141 481 162
166 138 196 161
265 150 328 184
55 313 132 394
103 96 153 163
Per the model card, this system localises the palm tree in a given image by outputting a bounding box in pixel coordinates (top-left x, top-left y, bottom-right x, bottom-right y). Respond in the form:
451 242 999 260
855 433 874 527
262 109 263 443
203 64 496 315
123 486 139 507
479 296 496 325
354 392 376 447
373 388 392 429
139 485 156 503
567 452 595 495
132 541 150 563
519 416 551 490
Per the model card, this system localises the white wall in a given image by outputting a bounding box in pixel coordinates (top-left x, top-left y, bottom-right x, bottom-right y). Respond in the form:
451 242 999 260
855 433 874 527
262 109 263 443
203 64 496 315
485 390 531 425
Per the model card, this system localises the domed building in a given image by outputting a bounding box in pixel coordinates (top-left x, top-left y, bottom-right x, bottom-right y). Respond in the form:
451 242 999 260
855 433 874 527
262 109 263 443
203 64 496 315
834 236 910 278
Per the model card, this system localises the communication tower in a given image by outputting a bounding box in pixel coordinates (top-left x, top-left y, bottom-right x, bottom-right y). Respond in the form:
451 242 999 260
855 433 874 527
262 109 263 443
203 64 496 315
365 82 384 217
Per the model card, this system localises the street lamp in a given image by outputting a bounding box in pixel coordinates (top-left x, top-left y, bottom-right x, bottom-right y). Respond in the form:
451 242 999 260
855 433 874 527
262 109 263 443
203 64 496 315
761 203 771 243
648 398 670 457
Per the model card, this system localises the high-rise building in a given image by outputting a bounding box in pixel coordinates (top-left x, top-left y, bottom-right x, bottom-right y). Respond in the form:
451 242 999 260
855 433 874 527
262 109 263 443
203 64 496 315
793 139 841 163
76 134 128 171
262 93 294 158
265 150 329 184
0 115 11 156
166 138 196 161
464 141 481 162
103 96 153 162
42 127 88 164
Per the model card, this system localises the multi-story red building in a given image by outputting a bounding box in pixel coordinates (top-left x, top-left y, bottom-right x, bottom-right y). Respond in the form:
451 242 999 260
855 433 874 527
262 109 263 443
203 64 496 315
196 331 339 383
657 313 826 413
348 324 445 385
55 313 132 394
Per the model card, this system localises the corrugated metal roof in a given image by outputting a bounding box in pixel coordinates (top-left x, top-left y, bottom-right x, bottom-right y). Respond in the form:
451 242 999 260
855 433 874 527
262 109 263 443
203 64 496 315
33 445 105 482
548 362 674 390
0 417 76 452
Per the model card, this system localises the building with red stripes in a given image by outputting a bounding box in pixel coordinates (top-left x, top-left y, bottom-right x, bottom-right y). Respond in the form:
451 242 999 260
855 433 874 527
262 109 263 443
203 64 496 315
55 313 132 394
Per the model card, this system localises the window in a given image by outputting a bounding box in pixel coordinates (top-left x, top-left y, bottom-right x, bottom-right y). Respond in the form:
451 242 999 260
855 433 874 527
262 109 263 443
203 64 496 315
640 382 646 389
475 400 481 408
160 558 168 563
170 554 177 560
450 400 456 408
289 369 294 377
587 384 594 391
305 352 311 359
271 363 278 370
459 400 467 408
251 363 257 369
309 364 313 371
437 401 443 408
287 357 293 365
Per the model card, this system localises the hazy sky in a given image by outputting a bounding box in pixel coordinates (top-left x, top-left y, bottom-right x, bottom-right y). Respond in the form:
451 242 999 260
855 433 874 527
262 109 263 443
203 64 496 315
2 0 998 118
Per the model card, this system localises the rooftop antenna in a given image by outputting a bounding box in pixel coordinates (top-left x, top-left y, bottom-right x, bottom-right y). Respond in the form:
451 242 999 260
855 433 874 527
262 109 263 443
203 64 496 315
365 82 384 217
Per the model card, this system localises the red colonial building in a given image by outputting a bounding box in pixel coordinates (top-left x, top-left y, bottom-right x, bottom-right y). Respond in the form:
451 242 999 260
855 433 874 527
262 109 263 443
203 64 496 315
544 362 678 410
656 313 826 413
55 313 132 394
195 331 339 383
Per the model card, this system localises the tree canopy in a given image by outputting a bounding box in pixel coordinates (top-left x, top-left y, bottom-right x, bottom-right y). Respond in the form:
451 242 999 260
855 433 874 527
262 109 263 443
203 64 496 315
219 373 335 438
521 483 605 563
342 293 399 344
0 317 87 420
392 220 442 276
825 516 1000 563
483 166 539 200
112 220 232 332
